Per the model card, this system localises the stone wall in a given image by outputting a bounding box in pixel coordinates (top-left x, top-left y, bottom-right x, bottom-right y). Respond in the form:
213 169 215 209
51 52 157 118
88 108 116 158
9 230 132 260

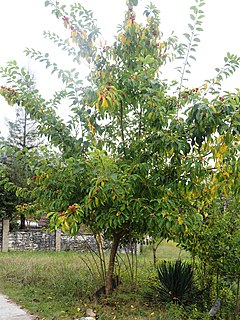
61 234 99 252
0 219 137 253
8 230 98 252
8 230 56 251
0 221 98 252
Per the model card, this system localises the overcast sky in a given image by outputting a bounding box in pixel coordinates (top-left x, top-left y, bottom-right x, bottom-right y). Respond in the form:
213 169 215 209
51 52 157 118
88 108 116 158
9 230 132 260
1 0 240 135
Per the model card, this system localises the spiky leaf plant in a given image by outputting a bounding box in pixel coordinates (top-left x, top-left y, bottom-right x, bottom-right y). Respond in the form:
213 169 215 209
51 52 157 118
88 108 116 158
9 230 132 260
150 260 196 306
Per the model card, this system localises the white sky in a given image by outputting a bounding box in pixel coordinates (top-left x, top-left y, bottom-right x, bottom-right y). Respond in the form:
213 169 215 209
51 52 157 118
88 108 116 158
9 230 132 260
1 0 240 136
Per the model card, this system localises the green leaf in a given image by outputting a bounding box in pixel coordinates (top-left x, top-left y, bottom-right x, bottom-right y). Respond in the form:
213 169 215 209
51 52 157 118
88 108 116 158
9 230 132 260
190 14 196 21
189 55 196 61
188 24 194 31
145 55 155 64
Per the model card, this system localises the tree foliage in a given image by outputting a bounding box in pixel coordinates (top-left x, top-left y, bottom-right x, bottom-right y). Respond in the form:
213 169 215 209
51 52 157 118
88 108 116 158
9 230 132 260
0 0 239 293
0 103 42 225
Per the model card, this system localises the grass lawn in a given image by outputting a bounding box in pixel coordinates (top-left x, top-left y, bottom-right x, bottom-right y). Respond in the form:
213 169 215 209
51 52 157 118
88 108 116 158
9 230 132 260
0 241 191 320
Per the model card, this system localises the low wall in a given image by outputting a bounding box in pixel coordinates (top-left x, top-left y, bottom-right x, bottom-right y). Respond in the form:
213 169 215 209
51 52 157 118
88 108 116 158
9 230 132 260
9 230 56 251
0 219 99 252
0 219 138 253
7 230 98 252
61 234 100 252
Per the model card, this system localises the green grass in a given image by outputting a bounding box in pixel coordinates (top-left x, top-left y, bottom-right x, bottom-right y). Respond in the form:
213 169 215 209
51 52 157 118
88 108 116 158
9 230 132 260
0 242 192 320
142 240 190 260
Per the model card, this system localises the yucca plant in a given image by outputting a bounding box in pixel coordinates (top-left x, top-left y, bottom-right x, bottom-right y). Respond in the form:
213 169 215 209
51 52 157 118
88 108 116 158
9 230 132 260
149 260 196 306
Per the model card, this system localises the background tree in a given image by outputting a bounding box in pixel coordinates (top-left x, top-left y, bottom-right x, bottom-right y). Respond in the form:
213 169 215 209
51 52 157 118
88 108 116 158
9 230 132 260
0 163 18 219
6 106 40 149
0 98 43 228
0 0 239 295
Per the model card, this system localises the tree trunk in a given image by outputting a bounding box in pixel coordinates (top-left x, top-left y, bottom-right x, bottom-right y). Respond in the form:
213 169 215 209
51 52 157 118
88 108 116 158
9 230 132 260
20 214 26 229
152 239 163 268
105 232 122 295
153 246 157 268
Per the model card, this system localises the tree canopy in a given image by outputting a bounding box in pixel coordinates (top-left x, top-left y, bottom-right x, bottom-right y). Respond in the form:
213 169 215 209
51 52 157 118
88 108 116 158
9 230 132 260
0 0 239 293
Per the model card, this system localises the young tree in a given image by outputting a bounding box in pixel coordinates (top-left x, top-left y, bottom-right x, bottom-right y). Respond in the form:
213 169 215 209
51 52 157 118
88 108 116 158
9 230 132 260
0 0 239 294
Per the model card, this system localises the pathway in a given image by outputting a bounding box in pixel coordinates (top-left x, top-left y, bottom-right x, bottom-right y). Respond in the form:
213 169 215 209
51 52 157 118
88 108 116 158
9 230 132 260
0 294 37 320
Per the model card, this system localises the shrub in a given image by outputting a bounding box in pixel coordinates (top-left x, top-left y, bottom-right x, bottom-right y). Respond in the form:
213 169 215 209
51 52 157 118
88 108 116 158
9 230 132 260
147 260 197 306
